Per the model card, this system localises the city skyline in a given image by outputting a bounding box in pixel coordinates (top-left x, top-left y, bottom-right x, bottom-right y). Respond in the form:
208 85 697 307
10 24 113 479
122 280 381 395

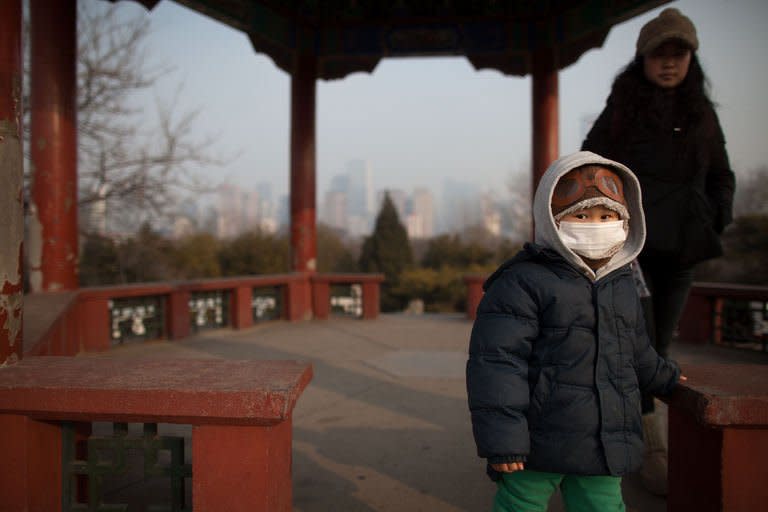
168 157 525 241
81 0 768 246
101 0 768 201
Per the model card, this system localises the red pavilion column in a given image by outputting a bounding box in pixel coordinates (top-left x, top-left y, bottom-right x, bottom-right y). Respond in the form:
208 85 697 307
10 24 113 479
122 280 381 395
0 0 24 366
531 50 559 193
289 54 317 273
28 0 79 292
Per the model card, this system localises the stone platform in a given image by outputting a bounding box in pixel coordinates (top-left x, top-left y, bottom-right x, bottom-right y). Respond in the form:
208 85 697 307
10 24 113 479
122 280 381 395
79 314 768 511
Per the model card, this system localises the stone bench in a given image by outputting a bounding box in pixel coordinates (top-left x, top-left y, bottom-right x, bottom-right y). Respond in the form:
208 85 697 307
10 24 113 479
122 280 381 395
0 356 313 511
663 363 768 511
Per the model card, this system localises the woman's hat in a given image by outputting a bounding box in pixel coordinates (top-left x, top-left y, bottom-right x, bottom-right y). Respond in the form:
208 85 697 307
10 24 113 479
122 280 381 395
636 8 699 56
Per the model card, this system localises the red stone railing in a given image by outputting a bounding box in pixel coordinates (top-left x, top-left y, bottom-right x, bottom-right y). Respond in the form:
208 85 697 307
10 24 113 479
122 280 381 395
465 276 768 351
6 271 385 510
0 356 313 511
677 282 768 350
664 364 768 511
25 272 384 357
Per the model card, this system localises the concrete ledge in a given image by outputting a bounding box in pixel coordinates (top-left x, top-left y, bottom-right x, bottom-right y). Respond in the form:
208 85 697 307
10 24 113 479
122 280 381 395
664 364 768 426
0 356 313 511
0 357 313 425
664 363 768 511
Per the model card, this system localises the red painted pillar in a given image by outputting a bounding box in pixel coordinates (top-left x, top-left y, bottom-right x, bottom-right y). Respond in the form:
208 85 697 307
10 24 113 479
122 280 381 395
290 55 317 274
29 0 79 292
531 50 559 194
285 275 312 321
0 0 24 366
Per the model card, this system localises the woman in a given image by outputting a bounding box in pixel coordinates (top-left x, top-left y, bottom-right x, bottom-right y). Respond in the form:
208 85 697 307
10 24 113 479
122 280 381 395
581 7 735 495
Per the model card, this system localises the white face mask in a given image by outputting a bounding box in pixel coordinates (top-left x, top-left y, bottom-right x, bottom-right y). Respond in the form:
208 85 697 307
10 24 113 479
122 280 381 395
557 220 627 259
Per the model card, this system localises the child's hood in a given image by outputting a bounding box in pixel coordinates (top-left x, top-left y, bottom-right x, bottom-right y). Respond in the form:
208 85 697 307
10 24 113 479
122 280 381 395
533 151 646 281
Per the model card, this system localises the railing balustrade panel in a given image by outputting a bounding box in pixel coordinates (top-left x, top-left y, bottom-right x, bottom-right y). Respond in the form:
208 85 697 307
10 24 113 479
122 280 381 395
189 291 230 332
716 298 768 352
252 286 283 322
108 296 165 346
62 422 192 512
330 283 363 318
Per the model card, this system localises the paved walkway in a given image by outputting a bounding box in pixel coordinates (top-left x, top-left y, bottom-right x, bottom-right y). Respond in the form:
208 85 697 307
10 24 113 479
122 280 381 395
86 313 768 511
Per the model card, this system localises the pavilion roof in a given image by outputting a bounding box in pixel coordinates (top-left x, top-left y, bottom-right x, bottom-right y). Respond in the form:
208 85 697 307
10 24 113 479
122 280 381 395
121 0 671 79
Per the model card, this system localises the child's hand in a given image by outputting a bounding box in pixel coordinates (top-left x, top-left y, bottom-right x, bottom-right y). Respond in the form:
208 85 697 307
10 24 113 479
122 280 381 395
492 462 525 473
679 374 687 382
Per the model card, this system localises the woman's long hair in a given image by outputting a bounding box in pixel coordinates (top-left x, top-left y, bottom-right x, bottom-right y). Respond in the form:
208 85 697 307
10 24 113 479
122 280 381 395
606 53 715 139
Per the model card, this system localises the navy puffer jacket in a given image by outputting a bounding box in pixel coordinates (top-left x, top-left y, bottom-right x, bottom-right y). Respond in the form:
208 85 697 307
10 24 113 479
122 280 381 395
467 152 682 481
467 244 680 479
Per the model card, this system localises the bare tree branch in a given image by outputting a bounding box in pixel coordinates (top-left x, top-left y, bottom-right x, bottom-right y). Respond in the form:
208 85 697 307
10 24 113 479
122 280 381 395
74 1 227 233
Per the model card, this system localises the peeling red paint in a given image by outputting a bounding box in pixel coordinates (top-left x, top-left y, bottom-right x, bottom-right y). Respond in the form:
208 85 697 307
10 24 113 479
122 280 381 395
1 0 24 364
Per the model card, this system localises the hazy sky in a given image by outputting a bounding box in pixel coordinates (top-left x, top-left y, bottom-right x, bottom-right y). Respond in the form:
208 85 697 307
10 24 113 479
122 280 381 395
112 0 768 199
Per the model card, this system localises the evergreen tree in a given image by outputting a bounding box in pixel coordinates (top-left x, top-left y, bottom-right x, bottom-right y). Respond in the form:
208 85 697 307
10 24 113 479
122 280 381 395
317 223 358 273
359 192 413 311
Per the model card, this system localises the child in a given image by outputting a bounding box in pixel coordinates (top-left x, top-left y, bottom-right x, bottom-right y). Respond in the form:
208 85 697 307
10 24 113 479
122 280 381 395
466 151 684 511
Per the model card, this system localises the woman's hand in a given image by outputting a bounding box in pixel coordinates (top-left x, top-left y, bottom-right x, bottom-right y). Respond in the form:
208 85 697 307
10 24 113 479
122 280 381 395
492 462 525 473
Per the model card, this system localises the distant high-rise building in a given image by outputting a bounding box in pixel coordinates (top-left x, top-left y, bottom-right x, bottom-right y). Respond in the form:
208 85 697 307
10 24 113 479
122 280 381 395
241 188 260 229
321 190 347 231
276 194 290 230
215 184 243 238
253 182 278 233
479 192 502 237
210 182 281 237
346 159 374 219
320 159 376 237
440 178 482 234
409 187 434 238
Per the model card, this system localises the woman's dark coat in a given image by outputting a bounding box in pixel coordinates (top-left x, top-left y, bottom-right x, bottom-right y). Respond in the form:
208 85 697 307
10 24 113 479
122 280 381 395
582 95 735 266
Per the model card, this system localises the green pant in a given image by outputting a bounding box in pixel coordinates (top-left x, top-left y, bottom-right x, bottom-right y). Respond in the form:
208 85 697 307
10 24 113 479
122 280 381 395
493 470 625 512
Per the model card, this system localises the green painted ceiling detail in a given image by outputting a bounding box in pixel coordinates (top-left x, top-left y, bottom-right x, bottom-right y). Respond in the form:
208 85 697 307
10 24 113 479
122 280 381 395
131 0 671 79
